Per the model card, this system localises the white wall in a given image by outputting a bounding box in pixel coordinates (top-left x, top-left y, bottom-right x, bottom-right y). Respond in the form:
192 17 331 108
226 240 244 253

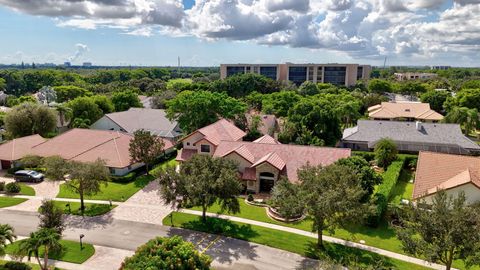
423 183 480 205
110 162 144 176
91 117 125 132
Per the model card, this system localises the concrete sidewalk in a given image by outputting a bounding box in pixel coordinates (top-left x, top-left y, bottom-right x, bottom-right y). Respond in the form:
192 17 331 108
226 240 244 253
180 209 451 270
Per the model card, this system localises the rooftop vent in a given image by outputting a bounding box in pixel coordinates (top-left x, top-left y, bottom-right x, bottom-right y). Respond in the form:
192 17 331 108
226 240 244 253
416 121 422 131
405 109 411 112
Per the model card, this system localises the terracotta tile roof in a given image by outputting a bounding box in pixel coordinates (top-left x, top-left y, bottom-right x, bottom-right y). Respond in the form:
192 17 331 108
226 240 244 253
214 141 350 183
176 148 198 162
252 152 286 170
368 102 444 121
241 167 256 180
253 135 281 144
413 151 480 199
182 119 246 146
0 135 47 161
224 145 255 163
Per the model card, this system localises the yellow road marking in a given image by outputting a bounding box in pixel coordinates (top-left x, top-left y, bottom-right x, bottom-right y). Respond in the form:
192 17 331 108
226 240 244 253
195 234 209 247
201 236 221 254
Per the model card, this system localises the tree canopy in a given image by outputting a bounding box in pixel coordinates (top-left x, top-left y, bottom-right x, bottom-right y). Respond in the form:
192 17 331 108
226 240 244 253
111 90 143 112
129 129 165 174
4 103 57 138
166 90 246 133
374 138 398 168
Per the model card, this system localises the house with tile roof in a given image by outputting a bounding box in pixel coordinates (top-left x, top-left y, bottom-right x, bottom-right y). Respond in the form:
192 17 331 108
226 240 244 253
0 129 174 175
176 119 350 193
90 108 182 140
341 120 480 155
414 151 480 204
368 102 443 122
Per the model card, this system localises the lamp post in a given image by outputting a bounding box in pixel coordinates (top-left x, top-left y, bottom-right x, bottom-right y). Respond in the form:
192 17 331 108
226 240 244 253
79 234 85 250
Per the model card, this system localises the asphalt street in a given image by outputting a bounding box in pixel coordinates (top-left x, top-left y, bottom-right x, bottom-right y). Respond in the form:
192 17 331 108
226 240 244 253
0 209 319 270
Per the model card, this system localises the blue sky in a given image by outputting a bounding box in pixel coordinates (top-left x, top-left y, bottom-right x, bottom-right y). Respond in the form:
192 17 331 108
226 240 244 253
0 0 478 67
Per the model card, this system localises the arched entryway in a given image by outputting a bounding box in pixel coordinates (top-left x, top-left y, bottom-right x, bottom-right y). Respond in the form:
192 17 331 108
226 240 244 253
259 172 275 193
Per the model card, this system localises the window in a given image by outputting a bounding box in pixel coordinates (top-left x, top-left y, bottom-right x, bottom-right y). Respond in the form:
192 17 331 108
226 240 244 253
259 66 277 80
226 66 245 77
288 66 307 86
200 144 210 153
324 66 347 85
186 142 190 146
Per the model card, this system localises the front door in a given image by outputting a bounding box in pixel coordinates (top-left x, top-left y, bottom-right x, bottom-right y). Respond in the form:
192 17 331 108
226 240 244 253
0 160 11 170
259 172 275 193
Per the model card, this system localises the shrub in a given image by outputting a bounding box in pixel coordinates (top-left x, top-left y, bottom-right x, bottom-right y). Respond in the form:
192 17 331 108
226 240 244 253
368 158 405 227
6 182 21 193
111 172 136 183
269 178 304 219
20 155 44 168
0 181 4 191
4 261 32 270
7 166 23 175
120 236 211 270
374 138 398 168
352 151 375 162
247 194 254 202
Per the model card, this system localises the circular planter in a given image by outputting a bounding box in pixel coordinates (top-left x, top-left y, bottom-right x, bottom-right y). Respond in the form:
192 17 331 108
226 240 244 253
244 198 268 207
266 206 306 223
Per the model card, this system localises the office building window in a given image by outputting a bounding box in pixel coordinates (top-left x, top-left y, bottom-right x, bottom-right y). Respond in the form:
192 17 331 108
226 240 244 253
259 66 277 80
226 66 245 77
200 144 210 153
324 66 346 85
317 67 323 82
308 66 314 81
357 66 363 80
288 66 307 86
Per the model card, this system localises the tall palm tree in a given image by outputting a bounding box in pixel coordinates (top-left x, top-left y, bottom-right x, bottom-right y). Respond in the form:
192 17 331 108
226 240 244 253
20 228 62 270
444 106 479 135
0 224 16 256
54 103 72 128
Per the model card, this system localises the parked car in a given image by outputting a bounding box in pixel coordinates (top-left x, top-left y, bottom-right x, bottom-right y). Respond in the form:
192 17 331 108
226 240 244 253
14 170 44 183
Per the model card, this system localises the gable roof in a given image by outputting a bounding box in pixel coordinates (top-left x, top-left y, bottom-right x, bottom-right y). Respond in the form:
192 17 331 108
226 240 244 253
214 141 350 183
253 134 281 144
368 102 443 121
97 108 181 138
182 119 246 146
342 120 480 151
413 151 480 199
0 135 47 161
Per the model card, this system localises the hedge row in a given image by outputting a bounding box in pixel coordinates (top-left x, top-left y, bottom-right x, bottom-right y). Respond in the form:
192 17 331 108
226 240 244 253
368 157 405 227
111 172 136 183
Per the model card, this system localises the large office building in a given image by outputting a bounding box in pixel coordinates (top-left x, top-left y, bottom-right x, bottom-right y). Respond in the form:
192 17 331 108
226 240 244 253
220 63 371 86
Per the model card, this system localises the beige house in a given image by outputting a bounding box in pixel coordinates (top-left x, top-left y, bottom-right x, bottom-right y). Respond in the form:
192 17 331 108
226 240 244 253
368 102 443 122
176 119 351 193
413 151 480 204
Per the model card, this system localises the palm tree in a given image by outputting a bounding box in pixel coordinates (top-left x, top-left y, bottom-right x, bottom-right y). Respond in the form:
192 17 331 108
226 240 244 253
54 103 72 127
19 228 62 270
0 224 16 256
444 106 479 135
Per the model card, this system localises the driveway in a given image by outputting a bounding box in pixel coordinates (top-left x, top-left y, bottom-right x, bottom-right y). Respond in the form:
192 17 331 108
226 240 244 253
2 178 61 211
111 180 173 224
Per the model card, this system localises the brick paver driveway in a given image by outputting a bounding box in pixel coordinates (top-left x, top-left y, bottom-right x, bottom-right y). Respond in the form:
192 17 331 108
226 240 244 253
111 179 174 224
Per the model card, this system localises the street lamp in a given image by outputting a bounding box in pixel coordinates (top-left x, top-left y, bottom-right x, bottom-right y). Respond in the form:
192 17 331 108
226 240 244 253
79 234 85 250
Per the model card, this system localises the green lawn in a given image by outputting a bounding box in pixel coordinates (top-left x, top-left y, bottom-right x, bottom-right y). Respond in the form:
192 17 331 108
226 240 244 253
56 175 154 202
390 169 414 205
52 201 117 216
5 239 95 264
19 183 36 196
0 197 27 208
149 156 178 175
163 212 429 270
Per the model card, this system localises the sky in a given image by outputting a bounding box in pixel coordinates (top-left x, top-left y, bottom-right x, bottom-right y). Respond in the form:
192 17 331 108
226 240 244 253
0 0 479 67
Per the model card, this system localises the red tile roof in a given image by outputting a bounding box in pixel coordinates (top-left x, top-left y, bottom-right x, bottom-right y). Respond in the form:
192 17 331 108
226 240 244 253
0 135 47 161
413 151 480 199
253 134 281 144
182 119 246 146
176 148 198 162
214 141 351 183
252 152 286 170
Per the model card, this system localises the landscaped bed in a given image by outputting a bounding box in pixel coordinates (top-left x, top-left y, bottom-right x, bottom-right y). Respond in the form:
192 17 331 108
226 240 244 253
5 239 95 264
163 212 430 270
52 201 117 216
56 175 154 202
0 197 28 208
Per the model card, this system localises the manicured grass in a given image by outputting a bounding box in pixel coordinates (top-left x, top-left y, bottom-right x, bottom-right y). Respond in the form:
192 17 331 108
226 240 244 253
5 239 95 264
149 156 178 175
163 212 430 270
390 169 414 205
0 197 28 208
18 183 36 196
57 175 154 202
53 201 117 216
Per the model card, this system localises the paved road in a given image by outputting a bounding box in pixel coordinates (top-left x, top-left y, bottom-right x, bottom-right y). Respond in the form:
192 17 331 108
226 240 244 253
0 209 318 270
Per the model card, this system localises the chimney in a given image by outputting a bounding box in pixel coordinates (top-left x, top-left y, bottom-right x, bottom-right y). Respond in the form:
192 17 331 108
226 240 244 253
416 121 422 131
